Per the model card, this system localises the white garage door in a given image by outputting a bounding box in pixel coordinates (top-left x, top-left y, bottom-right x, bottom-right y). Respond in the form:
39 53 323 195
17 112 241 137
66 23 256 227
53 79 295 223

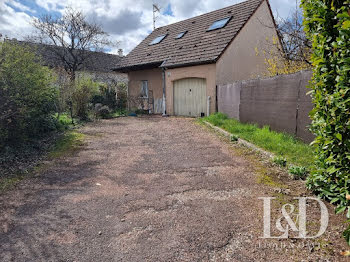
173 78 207 117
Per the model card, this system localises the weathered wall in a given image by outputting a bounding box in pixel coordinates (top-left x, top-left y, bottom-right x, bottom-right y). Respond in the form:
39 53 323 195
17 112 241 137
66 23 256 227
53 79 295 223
218 83 241 120
56 69 128 85
80 71 128 85
216 0 279 85
128 68 163 113
165 63 216 115
217 71 314 143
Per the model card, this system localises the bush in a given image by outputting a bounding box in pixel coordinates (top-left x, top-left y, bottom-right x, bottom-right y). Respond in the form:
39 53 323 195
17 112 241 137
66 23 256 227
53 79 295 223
91 82 128 111
272 156 287 167
94 104 111 119
288 165 308 180
301 0 350 245
116 82 128 110
0 41 57 148
230 134 239 142
92 84 117 109
99 106 111 118
72 75 99 120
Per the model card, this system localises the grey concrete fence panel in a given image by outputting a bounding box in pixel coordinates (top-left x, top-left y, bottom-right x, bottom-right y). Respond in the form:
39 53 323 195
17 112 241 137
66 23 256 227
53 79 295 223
217 71 314 143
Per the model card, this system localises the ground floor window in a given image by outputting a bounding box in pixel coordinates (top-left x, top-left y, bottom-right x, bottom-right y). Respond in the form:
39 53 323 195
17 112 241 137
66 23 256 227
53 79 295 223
140 80 149 98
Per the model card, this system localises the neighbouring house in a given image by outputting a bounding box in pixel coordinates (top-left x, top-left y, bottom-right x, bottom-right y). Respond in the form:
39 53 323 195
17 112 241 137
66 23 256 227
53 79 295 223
114 0 280 116
3 39 128 85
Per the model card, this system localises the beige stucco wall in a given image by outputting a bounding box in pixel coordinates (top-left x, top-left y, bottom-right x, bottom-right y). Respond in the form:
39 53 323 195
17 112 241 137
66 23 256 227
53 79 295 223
165 63 216 115
216 0 279 85
128 68 163 112
127 0 278 115
128 68 163 98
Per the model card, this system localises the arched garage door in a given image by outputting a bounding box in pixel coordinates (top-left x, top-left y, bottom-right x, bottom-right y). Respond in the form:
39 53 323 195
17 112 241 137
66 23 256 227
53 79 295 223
173 78 207 117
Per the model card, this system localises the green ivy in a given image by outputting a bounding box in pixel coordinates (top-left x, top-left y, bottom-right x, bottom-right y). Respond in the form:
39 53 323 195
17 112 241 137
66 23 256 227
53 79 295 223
301 0 350 245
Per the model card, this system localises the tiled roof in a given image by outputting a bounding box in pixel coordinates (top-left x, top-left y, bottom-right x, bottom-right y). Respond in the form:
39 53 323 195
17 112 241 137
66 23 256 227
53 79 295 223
9 40 122 73
115 0 264 71
39 46 122 73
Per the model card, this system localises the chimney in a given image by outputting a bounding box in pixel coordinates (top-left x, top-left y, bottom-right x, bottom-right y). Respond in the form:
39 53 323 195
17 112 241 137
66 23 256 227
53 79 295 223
118 49 123 57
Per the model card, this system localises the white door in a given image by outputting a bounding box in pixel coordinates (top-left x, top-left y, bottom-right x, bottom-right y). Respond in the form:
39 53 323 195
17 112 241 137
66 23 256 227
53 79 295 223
173 78 207 117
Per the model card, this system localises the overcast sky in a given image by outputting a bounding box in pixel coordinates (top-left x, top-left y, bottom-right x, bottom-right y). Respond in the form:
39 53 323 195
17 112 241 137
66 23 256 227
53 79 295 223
0 0 300 55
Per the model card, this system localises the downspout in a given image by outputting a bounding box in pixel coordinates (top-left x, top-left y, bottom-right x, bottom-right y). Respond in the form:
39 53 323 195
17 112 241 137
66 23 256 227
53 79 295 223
160 60 168 116
127 75 130 111
162 68 167 116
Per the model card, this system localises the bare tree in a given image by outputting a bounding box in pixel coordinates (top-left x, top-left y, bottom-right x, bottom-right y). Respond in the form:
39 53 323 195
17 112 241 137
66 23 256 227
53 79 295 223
32 7 111 80
275 5 311 65
30 7 114 123
257 1 312 76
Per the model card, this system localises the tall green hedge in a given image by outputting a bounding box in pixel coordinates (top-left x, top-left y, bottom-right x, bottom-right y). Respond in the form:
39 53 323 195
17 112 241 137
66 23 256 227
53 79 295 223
0 42 57 148
301 0 350 245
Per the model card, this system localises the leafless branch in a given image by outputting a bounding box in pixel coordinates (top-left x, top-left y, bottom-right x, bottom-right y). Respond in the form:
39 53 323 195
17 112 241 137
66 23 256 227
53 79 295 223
259 5 311 65
31 7 112 80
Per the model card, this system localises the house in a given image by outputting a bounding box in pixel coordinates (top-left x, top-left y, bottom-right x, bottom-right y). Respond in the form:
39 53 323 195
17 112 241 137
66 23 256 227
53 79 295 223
3 39 128 85
114 0 279 116
35 44 128 85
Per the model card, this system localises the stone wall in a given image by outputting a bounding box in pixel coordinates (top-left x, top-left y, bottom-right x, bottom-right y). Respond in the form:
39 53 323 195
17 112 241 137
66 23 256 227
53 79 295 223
77 71 128 85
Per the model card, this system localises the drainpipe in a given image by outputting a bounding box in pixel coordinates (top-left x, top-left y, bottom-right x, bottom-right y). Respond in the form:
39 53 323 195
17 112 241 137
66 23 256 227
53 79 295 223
162 68 167 116
207 96 211 116
160 60 168 117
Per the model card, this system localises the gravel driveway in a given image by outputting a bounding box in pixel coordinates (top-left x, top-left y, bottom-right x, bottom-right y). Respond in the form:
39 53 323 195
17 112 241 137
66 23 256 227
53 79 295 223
0 117 347 261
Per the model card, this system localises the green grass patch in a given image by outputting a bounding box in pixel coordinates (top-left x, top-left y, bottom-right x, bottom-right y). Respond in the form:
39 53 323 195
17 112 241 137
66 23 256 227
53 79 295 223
56 113 73 125
0 175 24 192
106 109 128 119
201 113 314 168
49 131 85 159
54 113 78 130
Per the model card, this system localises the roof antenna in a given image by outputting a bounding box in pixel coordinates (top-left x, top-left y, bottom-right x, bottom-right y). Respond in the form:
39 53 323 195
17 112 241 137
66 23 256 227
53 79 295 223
153 3 161 30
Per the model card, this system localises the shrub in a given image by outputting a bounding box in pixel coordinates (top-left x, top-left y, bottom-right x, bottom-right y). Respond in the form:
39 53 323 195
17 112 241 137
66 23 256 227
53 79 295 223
230 134 239 142
92 83 117 110
94 104 111 119
272 156 287 167
116 82 128 110
288 165 308 180
301 0 350 245
0 41 57 148
72 75 99 120
99 106 111 119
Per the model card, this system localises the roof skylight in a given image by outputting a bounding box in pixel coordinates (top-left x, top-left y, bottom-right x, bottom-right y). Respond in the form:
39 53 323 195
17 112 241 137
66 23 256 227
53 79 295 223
149 34 167 45
176 31 187 39
207 17 232 31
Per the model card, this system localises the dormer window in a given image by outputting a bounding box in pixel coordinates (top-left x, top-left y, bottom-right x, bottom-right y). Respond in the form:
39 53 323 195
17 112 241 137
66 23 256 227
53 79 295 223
149 34 167 45
207 17 232 31
176 31 187 39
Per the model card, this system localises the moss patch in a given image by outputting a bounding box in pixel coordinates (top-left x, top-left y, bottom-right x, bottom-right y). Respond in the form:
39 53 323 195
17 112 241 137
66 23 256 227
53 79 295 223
0 175 24 192
48 131 85 159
